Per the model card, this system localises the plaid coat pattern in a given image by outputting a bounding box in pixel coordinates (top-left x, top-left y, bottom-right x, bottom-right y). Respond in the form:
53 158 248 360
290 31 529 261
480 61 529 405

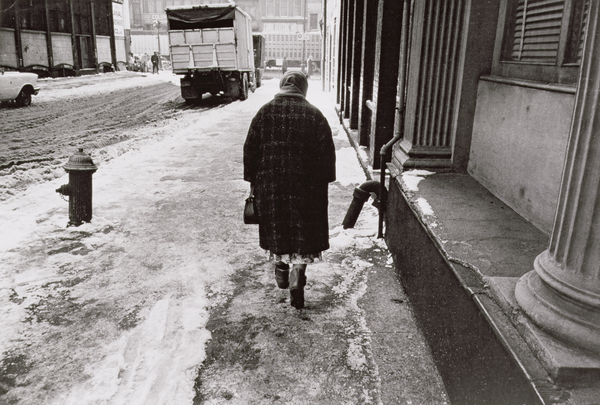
244 96 336 256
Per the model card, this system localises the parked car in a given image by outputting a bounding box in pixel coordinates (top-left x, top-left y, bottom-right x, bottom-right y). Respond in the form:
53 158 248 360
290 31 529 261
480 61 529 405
0 69 40 107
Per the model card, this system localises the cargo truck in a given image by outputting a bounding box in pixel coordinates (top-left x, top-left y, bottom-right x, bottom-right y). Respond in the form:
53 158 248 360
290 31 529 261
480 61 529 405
166 3 255 102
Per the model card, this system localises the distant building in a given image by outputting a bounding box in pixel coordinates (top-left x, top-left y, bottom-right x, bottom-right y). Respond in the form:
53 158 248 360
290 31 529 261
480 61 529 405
261 0 322 68
130 0 260 30
0 0 127 76
126 0 322 68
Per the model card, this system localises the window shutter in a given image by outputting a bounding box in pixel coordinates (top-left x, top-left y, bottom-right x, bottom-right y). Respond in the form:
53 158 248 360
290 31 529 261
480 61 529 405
510 0 564 63
575 0 589 63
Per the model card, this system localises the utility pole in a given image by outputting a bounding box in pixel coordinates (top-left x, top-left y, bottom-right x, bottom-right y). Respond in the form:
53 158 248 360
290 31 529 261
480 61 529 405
154 20 162 55
302 0 307 73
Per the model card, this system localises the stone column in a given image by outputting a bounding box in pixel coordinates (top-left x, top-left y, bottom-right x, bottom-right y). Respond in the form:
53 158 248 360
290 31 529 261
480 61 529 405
342 0 355 119
348 0 364 130
515 0 600 356
368 0 402 169
357 0 378 147
336 0 346 105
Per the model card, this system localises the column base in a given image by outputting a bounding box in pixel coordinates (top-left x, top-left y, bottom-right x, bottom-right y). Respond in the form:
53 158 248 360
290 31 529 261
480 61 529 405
515 251 600 358
392 140 453 171
491 277 600 387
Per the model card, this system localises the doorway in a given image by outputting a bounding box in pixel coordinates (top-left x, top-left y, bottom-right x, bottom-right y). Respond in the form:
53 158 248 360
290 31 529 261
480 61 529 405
77 35 93 69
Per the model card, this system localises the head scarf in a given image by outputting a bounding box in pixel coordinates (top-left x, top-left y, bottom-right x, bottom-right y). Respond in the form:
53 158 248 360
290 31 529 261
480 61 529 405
275 71 308 99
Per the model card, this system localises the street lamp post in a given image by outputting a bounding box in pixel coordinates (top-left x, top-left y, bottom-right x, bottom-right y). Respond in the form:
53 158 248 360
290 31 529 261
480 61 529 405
154 20 162 56
301 0 307 73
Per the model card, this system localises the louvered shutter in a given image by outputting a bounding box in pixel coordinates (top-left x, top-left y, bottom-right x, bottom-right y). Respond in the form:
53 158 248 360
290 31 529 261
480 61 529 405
510 0 564 63
574 0 589 63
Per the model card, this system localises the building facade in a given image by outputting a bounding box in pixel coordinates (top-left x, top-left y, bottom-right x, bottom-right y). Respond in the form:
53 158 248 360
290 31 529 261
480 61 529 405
327 0 600 402
129 0 261 31
127 0 322 69
0 0 127 76
260 0 322 67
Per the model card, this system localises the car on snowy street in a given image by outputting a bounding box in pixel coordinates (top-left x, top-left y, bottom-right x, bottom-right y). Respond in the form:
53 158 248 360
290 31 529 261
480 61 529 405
0 69 40 107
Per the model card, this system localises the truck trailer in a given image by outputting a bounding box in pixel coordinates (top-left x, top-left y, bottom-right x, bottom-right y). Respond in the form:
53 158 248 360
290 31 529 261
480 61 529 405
166 3 255 102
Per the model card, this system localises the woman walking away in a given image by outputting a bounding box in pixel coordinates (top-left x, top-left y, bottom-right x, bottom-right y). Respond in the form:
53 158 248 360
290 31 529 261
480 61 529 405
244 71 336 309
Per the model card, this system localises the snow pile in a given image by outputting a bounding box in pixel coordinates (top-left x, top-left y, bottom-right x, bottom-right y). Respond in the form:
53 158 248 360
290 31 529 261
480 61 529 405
401 169 435 192
37 71 179 102
416 197 435 216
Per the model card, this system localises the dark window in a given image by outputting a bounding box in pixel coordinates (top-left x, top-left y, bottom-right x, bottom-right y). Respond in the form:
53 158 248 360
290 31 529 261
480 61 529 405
94 0 111 36
131 1 142 27
495 0 589 84
309 13 318 30
48 0 71 33
19 0 46 31
294 0 302 16
73 1 92 35
0 0 17 29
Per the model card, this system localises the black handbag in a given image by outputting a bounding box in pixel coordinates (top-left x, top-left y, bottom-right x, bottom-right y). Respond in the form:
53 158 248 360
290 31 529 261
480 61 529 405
244 186 258 224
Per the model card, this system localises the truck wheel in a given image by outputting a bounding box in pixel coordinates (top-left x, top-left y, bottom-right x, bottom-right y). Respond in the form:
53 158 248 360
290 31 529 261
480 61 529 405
240 74 249 100
15 89 32 107
226 80 240 99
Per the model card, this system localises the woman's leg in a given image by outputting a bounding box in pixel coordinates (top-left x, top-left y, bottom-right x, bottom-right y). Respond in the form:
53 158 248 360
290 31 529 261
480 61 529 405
274 261 290 289
289 264 307 309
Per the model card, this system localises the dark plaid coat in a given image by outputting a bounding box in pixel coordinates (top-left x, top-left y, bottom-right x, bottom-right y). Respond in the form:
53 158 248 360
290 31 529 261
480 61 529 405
244 95 336 255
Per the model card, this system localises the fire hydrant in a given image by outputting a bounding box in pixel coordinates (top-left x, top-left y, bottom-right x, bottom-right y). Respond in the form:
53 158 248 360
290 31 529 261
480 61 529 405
56 148 97 227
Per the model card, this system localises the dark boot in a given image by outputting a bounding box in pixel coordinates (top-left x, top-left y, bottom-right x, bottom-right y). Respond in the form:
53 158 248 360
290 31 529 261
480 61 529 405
274 262 290 289
289 265 307 309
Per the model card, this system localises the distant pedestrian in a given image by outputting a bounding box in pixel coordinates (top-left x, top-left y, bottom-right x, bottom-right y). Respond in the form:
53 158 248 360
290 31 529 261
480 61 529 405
281 56 288 74
244 71 336 309
141 53 150 72
151 52 160 74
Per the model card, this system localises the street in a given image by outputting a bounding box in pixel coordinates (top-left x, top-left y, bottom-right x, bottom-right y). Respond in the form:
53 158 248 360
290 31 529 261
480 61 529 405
0 72 185 201
0 72 448 404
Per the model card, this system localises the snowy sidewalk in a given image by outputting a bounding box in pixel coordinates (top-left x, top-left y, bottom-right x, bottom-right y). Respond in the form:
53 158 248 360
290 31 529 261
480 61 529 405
0 75 447 404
